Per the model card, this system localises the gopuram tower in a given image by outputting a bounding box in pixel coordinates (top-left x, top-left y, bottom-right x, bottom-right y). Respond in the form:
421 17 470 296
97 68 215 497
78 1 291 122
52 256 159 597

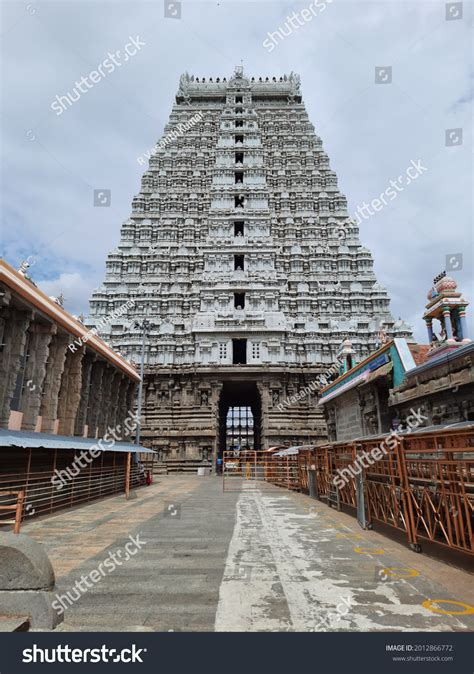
88 67 412 464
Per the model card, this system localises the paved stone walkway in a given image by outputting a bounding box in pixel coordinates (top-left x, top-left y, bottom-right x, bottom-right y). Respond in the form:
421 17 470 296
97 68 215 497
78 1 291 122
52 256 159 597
23 476 474 632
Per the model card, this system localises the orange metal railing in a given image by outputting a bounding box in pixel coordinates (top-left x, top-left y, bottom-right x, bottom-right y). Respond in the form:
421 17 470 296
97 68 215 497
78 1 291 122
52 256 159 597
0 490 25 533
294 428 474 556
0 460 147 528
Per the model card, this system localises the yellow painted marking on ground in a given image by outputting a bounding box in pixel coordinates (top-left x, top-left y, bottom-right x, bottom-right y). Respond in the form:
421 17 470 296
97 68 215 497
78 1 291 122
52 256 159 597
353 547 385 555
381 568 420 579
336 533 364 540
422 599 474 616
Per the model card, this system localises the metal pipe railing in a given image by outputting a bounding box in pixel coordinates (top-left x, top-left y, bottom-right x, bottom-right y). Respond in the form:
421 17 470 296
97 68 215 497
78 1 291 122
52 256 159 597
0 462 147 526
0 490 25 533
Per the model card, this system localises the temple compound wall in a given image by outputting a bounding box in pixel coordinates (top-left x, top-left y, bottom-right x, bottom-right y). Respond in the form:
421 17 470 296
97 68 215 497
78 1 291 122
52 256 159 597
140 365 326 461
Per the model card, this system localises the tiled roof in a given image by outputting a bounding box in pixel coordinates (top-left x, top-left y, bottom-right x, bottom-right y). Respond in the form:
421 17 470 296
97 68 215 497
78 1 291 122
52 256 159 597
408 343 431 366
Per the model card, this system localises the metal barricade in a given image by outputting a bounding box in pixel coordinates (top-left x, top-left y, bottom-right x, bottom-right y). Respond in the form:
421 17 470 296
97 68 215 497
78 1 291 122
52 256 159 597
222 450 300 492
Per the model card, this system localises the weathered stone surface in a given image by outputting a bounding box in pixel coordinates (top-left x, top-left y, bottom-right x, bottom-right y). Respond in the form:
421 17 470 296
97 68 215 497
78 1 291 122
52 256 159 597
0 533 61 630
0 590 62 630
57 344 85 435
20 324 55 431
39 333 69 433
0 616 30 632
389 342 474 425
0 309 32 426
0 533 55 591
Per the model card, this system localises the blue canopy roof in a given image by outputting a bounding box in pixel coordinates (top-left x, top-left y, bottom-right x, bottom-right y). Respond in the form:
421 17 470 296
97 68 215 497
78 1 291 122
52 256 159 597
0 429 154 453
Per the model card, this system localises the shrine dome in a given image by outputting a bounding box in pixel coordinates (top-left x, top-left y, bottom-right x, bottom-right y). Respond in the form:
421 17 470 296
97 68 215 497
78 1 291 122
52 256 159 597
435 275 457 294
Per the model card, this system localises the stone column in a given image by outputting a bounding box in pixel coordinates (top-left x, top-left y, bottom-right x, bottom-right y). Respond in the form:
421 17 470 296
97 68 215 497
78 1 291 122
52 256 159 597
424 318 433 343
458 306 469 341
210 380 223 467
74 353 96 436
97 365 115 437
123 381 137 441
442 307 453 340
114 374 130 434
39 333 69 434
0 308 33 428
0 289 12 408
257 381 270 450
106 371 123 434
86 361 106 438
125 381 136 419
21 324 55 431
57 345 85 436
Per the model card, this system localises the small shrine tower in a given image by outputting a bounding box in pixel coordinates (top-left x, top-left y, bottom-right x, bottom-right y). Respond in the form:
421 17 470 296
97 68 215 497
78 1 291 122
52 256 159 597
337 338 357 375
423 271 470 354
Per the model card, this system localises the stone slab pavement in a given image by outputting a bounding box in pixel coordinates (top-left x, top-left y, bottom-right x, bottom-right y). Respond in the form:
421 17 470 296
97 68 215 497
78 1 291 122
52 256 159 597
21 475 474 632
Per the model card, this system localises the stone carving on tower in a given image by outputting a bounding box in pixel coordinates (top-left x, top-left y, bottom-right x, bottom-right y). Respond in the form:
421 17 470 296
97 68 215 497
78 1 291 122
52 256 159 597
88 67 412 464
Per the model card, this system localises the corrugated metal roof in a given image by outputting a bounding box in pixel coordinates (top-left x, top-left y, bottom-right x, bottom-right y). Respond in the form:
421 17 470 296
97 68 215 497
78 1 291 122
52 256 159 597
274 445 315 456
0 429 155 453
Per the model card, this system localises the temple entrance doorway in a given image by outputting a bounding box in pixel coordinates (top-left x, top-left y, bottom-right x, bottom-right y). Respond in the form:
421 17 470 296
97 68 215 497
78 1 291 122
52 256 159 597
217 381 261 472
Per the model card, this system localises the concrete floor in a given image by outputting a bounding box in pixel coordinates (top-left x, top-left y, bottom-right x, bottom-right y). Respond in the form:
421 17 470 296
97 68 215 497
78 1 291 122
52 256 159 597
23 475 474 632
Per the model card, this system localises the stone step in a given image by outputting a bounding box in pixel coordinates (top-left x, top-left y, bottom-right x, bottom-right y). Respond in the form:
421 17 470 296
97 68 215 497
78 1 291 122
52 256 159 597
0 615 30 632
56 623 155 632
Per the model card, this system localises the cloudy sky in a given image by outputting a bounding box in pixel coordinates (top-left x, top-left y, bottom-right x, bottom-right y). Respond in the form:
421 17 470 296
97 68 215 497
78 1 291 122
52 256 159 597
2 0 472 343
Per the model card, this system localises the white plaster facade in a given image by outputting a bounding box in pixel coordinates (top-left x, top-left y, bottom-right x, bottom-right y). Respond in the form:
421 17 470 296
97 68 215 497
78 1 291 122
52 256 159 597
88 68 411 372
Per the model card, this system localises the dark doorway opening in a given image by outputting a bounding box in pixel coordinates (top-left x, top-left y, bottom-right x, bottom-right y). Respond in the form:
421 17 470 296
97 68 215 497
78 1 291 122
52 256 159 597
234 292 245 309
235 171 243 184
235 152 244 164
232 338 247 364
218 381 262 468
234 221 244 236
235 135 244 144
234 254 244 270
